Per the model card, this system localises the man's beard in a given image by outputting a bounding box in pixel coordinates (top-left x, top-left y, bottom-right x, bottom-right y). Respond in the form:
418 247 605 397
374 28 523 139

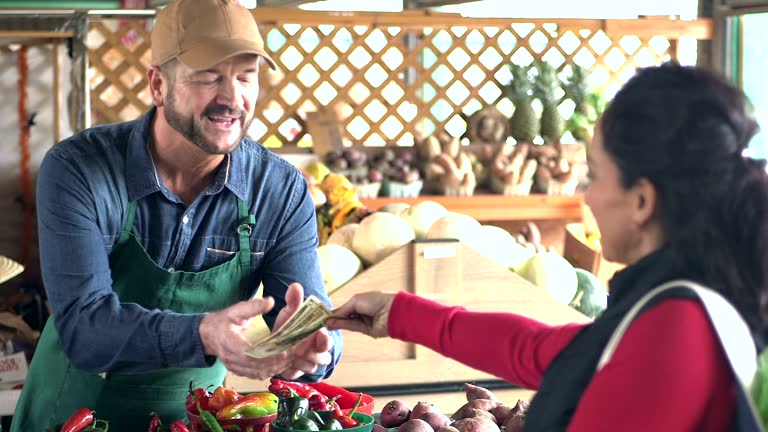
164 91 252 155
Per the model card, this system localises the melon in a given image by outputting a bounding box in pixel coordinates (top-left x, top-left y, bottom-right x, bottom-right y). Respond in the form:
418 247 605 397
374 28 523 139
569 268 608 319
352 212 416 266
316 244 363 293
516 252 578 305
327 223 359 251
400 200 449 239
425 213 481 244
378 202 411 216
476 225 535 270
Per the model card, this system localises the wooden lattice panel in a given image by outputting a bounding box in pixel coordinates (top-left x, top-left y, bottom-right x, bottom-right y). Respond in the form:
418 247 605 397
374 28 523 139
86 10 710 148
88 19 152 125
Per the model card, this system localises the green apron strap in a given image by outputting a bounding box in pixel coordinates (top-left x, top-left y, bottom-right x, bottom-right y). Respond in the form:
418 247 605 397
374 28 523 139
236 197 255 268
118 201 138 243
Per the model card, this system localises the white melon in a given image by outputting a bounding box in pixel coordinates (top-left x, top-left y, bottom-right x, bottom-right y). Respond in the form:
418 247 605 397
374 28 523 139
352 212 416 266
400 200 449 240
516 252 578 305
378 202 411 216
316 244 363 293
476 225 535 269
426 212 482 244
327 223 359 251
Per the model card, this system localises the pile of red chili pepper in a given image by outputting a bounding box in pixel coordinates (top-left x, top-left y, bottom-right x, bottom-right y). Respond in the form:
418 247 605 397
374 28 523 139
269 378 366 431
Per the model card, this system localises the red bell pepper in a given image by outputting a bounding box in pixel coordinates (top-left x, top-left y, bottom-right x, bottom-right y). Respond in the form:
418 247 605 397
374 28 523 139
61 407 94 432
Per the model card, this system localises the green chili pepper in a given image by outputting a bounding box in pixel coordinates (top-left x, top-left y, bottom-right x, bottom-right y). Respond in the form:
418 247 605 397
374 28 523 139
290 417 319 431
276 394 309 427
199 402 225 432
310 410 343 430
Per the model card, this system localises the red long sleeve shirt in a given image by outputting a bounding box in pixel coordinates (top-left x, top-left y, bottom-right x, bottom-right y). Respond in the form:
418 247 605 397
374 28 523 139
388 291 736 431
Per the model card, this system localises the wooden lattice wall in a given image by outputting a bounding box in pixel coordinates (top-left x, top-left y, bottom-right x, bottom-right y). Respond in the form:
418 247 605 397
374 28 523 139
86 9 711 148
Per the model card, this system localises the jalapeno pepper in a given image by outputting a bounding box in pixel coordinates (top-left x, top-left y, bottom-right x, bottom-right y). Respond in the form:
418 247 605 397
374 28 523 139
216 391 279 420
291 417 319 431
276 393 310 428
310 411 343 431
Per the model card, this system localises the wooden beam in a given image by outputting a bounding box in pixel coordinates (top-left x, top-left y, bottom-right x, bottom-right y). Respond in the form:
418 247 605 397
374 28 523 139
408 0 479 8
257 0 321 7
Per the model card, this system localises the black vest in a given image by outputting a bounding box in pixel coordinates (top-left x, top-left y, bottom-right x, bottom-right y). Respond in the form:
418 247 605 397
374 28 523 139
523 248 698 431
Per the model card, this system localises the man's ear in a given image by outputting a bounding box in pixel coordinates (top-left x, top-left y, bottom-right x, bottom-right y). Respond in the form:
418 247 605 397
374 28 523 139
632 177 658 227
147 66 165 107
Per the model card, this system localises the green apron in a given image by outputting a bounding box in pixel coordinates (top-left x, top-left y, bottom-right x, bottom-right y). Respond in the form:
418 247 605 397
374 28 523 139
11 198 256 431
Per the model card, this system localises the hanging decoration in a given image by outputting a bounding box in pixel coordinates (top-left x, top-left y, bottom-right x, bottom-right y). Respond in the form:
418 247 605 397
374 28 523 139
17 45 35 271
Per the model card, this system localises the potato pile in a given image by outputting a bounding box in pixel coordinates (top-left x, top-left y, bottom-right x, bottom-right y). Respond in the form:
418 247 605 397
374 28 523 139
377 384 529 432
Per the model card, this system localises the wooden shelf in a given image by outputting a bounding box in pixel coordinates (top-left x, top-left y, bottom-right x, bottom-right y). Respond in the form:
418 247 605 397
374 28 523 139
360 194 584 222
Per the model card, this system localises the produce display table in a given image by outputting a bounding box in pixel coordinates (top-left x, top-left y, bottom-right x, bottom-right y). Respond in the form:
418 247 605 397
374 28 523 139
360 194 583 223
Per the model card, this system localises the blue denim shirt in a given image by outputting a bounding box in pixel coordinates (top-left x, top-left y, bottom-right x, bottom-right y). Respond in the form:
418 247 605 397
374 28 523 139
36 107 342 381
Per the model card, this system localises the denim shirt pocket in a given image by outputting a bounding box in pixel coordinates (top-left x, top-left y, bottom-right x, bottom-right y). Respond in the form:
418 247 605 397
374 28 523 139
202 237 274 272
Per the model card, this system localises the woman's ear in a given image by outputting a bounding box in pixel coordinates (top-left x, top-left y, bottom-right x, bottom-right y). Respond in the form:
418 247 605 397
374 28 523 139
631 177 658 227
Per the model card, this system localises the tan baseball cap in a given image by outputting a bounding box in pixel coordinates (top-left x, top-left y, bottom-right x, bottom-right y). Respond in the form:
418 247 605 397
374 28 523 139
151 0 276 71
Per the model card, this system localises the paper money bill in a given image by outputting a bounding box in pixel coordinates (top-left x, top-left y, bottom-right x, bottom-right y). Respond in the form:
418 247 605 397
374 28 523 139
244 295 335 359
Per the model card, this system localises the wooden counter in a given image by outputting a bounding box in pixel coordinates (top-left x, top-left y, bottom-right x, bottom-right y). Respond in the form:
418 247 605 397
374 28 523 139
360 194 583 222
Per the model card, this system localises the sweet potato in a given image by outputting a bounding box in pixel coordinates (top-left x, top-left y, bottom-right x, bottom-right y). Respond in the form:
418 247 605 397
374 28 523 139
488 405 512 425
509 399 530 416
381 399 412 428
451 399 499 420
463 383 497 402
419 412 451 431
397 419 433 432
435 426 460 432
502 413 525 432
411 401 440 420
450 417 500 432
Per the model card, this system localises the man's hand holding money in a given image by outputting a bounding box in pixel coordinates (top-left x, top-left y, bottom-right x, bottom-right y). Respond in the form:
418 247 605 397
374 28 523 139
273 283 333 380
198 282 332 380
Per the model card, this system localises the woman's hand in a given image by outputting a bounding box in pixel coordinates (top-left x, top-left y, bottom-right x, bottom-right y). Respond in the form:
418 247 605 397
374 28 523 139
324 291 397 338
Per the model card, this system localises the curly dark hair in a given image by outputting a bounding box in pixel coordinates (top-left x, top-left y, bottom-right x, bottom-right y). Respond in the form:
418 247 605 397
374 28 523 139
599 62 768 340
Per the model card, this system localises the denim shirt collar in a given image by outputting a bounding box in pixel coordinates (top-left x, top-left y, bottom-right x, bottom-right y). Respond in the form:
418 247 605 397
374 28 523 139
126 107 249 203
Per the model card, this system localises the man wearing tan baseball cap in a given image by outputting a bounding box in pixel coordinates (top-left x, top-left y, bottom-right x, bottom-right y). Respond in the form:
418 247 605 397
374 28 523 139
12 0 341 429
151 0 276 70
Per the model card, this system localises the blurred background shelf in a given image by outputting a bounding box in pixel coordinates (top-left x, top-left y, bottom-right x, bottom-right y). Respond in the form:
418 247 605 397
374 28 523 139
360 194 584 222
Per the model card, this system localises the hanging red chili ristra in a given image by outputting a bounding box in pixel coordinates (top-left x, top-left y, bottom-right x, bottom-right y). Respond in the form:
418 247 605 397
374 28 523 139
61 407 94 432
